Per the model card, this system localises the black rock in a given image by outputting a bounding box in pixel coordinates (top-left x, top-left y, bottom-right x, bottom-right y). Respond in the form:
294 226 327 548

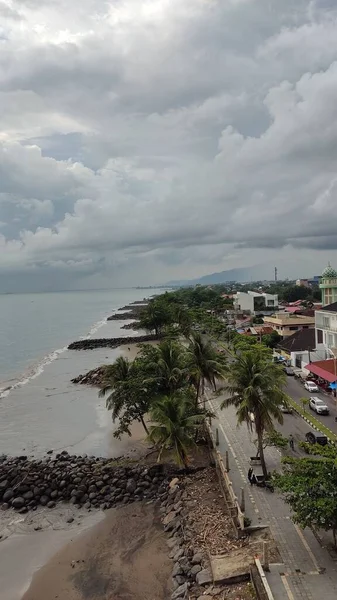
12 497 25 509
3 489 14 502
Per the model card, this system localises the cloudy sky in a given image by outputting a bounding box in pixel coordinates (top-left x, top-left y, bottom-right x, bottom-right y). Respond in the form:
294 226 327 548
1 0 337 291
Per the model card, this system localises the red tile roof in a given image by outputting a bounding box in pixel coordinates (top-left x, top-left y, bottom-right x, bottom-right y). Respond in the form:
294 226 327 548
304 359 337 383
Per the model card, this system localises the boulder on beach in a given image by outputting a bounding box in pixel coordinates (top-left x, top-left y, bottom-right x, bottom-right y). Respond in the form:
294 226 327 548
0 452 170 513
68 334 158 351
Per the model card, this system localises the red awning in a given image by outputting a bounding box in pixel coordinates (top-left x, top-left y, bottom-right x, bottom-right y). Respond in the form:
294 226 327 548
304 363 336 383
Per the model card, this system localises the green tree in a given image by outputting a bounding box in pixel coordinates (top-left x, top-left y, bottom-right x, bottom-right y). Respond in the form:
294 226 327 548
301 397 309 411
275 456 337 547
99 357 153 437
220 347 288 477
262 331 282 349
186 332 226 403
138 299 173 336
140 339 187 396
253 430 288 458
147 394 205 467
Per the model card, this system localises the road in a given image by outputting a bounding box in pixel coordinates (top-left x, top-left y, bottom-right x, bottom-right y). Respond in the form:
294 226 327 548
285 375 337 437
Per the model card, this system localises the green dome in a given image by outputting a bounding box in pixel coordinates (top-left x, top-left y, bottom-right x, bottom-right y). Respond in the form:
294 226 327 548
322 263 337 278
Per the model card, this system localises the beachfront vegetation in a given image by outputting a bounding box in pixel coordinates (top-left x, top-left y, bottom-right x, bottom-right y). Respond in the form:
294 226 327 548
147 394 206 468
220 346 288 477
100 331 226 463
274 455 337 547
185 332 227 404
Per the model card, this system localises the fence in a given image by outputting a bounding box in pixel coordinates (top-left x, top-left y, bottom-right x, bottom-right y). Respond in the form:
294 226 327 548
206 420 245 534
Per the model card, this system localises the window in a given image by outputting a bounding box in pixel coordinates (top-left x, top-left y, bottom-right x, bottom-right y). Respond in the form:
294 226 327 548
296 355 302 368
267 299 274 306
317 329 323 343
323 316 330 329
289 326 298 330
303 326 309 329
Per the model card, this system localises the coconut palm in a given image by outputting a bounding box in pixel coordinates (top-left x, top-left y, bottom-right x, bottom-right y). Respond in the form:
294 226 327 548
148 394 205 468
186 332 226 404
144 339 187 396
98 356 131 413
98 356 151 435
220 347 288 477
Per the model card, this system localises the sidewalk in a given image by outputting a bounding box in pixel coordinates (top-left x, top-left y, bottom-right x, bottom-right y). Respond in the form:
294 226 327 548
208 394 337 600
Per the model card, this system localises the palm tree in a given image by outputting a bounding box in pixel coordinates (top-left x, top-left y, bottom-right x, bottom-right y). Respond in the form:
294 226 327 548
186 332 226 404
99 356 131 412
220 347 288 478
145 339 187 395
147 395 205 468
98 356 150 435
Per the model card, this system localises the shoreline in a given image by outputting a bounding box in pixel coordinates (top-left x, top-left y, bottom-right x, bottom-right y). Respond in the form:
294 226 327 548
0 297 161 600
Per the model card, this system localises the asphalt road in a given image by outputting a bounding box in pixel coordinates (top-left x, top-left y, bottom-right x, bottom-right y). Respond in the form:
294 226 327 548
285 375 337 435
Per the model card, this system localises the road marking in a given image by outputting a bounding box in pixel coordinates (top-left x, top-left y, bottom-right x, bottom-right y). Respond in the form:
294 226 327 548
280 575 295 600
209 403 260 514
293 523 320 573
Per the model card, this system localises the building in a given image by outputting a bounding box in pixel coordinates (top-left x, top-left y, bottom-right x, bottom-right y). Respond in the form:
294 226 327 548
296 279 310 288
234 291 278 314
263 312 315 338
315 301 337 354
296 276 320 288
276 328 321 368
319 263 337 306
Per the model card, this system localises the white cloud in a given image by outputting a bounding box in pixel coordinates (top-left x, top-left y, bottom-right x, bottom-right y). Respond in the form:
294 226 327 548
1 0 337 289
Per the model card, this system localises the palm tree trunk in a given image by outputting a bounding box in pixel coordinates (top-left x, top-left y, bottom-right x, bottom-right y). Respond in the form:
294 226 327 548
139 414 149 435
257 431 268 478
195 378 200 407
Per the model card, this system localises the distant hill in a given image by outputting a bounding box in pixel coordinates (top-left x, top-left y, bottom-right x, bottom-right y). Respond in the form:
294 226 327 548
166 265 264 286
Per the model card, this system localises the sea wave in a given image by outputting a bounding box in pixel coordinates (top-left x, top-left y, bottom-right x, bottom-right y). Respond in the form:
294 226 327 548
0 316 108 399
0 346 68 399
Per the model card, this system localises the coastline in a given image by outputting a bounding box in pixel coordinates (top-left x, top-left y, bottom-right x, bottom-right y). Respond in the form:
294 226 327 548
0 295 159 600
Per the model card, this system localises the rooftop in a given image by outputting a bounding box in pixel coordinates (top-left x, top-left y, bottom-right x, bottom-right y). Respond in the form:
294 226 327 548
277 328 315 353
320 301 337 313
264 313 315 324
321 263 337 278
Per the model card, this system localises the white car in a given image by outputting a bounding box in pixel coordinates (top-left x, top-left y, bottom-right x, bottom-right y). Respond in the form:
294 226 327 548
304 381 319 393
309 396 330 415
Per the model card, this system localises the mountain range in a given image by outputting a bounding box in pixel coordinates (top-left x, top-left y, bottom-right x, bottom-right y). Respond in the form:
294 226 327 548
165 265 265 286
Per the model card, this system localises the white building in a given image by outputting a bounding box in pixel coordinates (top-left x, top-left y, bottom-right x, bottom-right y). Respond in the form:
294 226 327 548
315 302 337 355
234 291 278 314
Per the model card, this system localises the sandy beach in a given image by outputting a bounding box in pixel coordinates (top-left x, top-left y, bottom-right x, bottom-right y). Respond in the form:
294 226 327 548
0 299 166 600
22 502 171 600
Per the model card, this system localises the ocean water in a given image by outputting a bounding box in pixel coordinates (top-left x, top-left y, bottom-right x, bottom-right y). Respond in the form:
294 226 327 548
0 289 151 386
0 288 161 457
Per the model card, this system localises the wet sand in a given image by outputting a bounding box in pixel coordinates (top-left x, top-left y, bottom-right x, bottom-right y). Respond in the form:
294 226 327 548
22 502 172 600
0 329 161 600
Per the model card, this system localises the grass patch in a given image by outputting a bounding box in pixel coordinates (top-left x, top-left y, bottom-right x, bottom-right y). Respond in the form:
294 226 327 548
287 398 337 444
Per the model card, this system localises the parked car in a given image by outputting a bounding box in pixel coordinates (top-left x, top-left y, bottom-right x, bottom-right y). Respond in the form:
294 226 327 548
304 380 319 392
284 367 295 376
305 431 328 446
280 402 293 414
309 396 330 415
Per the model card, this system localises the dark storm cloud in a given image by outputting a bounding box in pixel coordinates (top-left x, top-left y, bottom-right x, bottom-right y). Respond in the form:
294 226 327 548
1 0 337 289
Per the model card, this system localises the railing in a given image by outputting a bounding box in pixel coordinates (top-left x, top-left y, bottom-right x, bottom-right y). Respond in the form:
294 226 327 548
206 420 245 532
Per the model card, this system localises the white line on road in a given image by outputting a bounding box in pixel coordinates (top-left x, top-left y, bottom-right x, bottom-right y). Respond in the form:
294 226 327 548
293 523 320 573
280 575 295 600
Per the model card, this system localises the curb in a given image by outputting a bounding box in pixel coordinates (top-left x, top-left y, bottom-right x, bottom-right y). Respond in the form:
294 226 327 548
289 401 336 445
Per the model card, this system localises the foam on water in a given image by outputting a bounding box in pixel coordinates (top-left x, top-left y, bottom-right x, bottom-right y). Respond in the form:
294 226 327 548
0 316 109 400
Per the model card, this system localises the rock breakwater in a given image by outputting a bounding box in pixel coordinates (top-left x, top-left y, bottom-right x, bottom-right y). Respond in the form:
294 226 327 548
68 334 157 350
0 452 168 514
71 366 108 386
107 311 139 321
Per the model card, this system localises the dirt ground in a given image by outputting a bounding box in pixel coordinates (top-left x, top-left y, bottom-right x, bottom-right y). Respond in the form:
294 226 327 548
22 502 172 600
181 464 278 599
